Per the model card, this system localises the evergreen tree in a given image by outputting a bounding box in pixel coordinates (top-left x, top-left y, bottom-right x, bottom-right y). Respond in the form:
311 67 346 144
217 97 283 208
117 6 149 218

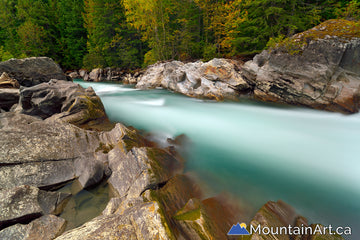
58 0 87 69
232 0 322 54
83 0 142 69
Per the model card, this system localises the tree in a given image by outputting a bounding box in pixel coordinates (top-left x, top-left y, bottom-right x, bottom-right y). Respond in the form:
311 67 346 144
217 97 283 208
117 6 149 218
57 0 87 69
16 0 59 58
83 0 143 69
232 0 322 54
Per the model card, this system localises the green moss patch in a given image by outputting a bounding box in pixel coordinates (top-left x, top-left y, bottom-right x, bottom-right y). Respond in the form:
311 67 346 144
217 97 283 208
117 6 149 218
268 19 360 55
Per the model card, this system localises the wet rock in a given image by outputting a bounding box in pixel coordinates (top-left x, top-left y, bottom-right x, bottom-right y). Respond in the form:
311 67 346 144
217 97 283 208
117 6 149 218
0 88 19 111
0 215 66 240
107 147 183 199
55 201 170 240
250 200 297 240
0 57 68 87
248 200 345 240
242 19 360 113
0 185 70 230
149 174 240 240
136 58 250 100
18 80 107 128
0 72 20 88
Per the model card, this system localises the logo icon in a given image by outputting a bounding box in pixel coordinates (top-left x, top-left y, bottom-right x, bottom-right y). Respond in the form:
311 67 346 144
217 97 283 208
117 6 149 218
227 223 250 235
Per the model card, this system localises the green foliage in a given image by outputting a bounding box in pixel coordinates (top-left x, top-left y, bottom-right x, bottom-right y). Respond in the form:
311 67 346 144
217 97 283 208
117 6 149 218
57 0 87 69
202 44 218 61
232 0 323 54
83 0 143 69
334 0 360 20
0 0 357 69
0 46 14 61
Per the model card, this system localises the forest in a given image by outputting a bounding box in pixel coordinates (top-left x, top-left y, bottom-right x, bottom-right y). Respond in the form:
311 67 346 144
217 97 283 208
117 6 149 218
0 0 359 70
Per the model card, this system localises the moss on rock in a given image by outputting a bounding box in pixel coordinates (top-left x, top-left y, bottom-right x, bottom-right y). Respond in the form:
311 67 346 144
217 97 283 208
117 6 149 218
269 19 360 55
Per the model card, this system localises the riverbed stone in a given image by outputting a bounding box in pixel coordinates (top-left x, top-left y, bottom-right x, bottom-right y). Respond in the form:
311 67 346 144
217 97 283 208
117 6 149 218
107 146 183 199
136 58 250 100
0 185 70 230
0 215 66 240
88 68 104 82
0 57 68 87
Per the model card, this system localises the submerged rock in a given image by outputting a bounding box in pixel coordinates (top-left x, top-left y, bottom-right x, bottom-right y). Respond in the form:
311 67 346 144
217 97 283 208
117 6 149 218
136 58 250 100
0 57 68 87
242 19 360 113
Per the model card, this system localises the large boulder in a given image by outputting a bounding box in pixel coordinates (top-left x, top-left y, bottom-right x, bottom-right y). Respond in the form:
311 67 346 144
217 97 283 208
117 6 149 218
0 185 70 230
0 112 124 190
0 57 68 87
18 79 107 128
242 19 360 113
136 58 250 100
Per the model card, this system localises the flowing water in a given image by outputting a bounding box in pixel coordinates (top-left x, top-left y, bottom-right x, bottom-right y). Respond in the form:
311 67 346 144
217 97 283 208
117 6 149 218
76 80 360 239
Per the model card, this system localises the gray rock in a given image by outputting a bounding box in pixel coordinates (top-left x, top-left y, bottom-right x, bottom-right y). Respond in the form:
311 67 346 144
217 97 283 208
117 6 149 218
88 68 104 82
78 69 88 78
0 88 19 111
0 215 66 240
0 57 68 87
241 20 360 113
107 147 183 199
0 185 70 230
18 80 106 124
136 58 250 100
0 112 118 190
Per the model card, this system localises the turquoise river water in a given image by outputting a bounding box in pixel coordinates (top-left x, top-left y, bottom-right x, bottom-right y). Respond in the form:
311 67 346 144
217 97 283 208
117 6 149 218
76 80 360 239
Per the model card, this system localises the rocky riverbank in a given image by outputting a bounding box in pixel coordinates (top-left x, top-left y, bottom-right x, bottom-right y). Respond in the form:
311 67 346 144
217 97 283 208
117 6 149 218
74 19 360 114
0 57 346 239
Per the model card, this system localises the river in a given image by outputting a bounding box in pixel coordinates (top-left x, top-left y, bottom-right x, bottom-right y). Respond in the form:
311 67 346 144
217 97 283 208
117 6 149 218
76 80 360 239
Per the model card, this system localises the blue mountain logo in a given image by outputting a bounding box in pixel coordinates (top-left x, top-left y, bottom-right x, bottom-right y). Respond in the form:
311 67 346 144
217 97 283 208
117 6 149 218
227 223 250 235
